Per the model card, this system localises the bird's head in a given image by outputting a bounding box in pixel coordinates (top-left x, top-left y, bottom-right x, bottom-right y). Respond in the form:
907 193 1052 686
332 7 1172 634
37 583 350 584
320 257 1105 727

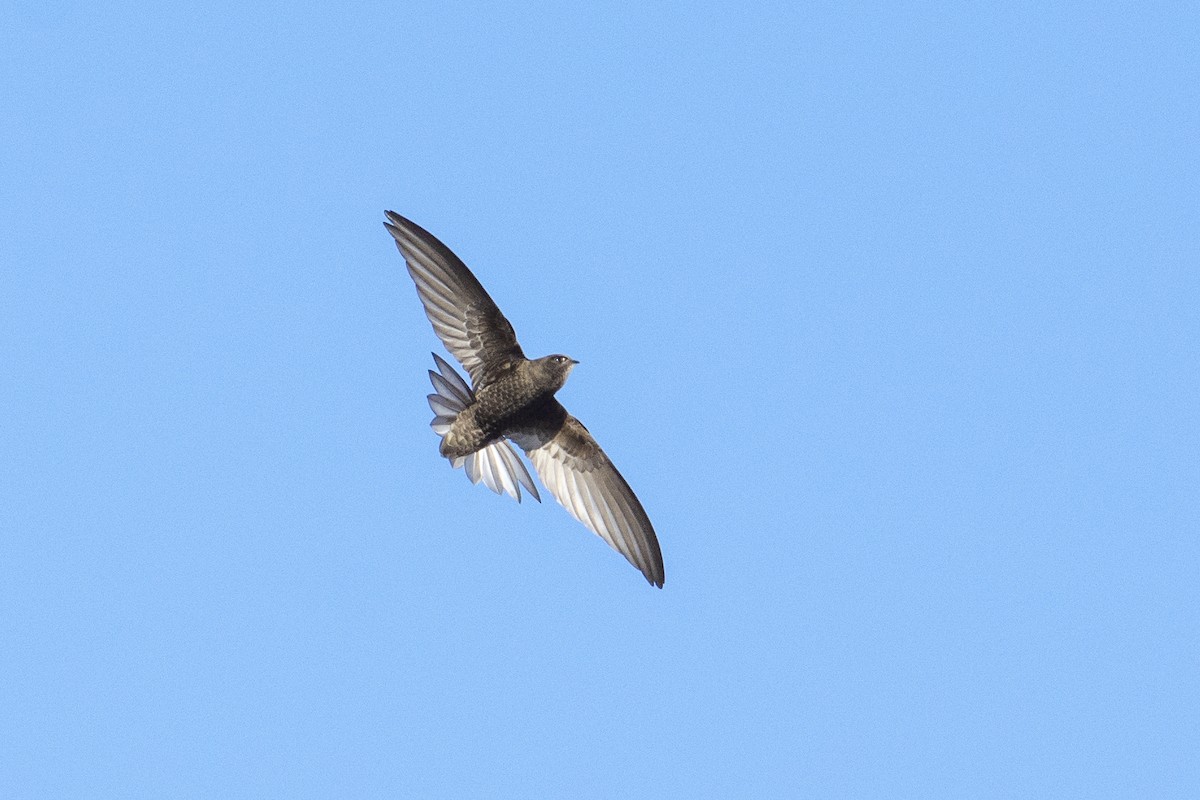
533 354 579 392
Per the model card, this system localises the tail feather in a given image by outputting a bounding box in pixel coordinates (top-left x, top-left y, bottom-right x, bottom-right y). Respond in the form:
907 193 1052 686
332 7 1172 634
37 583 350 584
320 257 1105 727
426 354 541 504
427 394 460 417
432 353 472 400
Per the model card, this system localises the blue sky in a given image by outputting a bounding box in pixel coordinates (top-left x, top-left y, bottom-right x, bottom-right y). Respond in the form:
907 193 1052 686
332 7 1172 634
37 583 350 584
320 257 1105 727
2 1 1197 797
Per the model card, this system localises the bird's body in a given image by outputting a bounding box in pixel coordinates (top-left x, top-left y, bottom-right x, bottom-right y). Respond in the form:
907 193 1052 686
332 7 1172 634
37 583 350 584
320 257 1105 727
384 211 665 587
439 357 571 459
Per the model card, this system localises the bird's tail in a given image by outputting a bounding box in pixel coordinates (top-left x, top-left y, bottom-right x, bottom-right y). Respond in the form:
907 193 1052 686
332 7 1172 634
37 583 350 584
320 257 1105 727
427 354 541 503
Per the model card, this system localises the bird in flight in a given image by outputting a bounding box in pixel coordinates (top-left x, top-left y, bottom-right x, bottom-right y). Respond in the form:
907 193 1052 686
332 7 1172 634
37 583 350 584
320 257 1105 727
384 212 665 587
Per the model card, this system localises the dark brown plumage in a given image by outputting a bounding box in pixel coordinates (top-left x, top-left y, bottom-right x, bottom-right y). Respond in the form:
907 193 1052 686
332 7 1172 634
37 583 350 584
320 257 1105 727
384 211 665 587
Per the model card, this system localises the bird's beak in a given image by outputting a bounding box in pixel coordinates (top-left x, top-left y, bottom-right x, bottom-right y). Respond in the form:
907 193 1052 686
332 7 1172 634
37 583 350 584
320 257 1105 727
569 359 580 366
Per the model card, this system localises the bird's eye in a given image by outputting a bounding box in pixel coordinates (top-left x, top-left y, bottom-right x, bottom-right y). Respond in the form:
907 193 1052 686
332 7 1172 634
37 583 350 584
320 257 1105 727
553 356 565 364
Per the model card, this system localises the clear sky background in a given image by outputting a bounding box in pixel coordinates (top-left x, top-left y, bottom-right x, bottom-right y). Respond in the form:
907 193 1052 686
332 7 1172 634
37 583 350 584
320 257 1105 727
3 2 1197 797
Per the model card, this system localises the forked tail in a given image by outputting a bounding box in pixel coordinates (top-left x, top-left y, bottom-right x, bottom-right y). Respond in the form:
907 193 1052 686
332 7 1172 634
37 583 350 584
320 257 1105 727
427 354 541 503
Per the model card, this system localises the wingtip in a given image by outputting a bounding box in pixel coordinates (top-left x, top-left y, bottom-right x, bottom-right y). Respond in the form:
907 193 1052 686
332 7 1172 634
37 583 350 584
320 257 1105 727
383 210 416 243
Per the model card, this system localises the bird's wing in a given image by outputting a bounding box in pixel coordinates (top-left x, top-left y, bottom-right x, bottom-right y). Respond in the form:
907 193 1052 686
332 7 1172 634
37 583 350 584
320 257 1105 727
511 405 665 587
384 211 525 388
